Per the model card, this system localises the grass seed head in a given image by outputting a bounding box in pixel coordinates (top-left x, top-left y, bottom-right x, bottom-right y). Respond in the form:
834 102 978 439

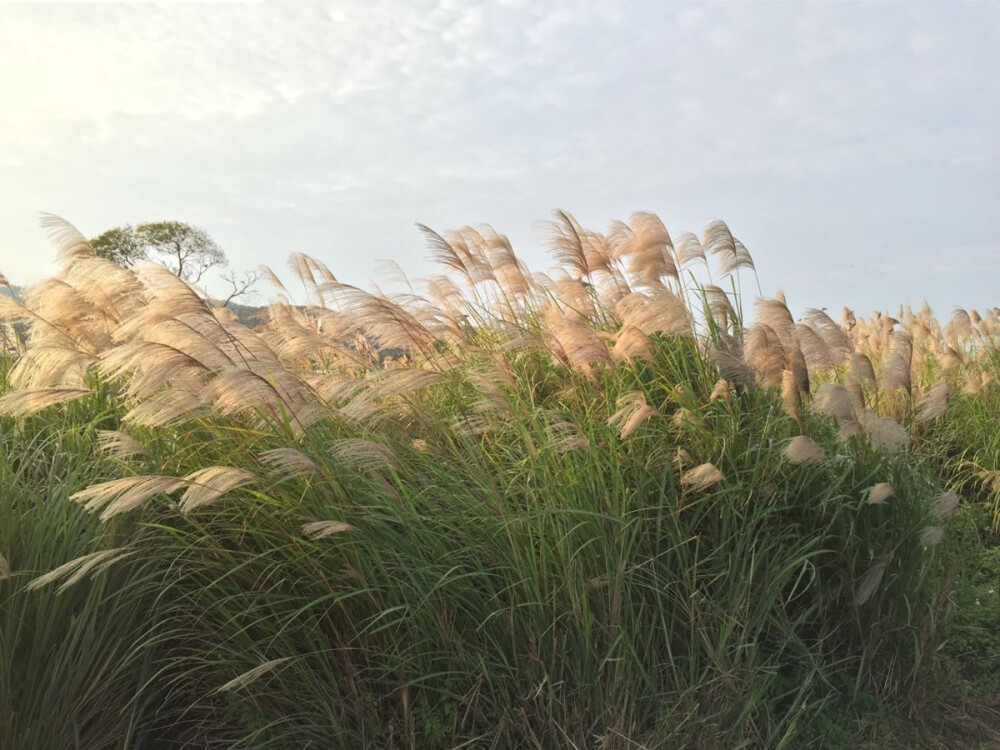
916 381 950 422
919 526 946 547
0 387 93 418
680 463 725 492
855 560 889 606
302 521 356 539
933 491 960 518
782 435 825 465
863 415 909 450
96 430 147 461
215 658 291 694
709 378 730 402
258 448 318 479
179 467 255 514
866 483 894 505
812 383 856 423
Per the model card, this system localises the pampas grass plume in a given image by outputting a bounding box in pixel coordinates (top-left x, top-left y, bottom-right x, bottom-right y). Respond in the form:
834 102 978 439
916 382 949 422
919 526 946 547
866 483 894 505
855 560 888 606
303 521 356 539
709 378 730 402
680 463 725 492
782 435 825 465
933 492 960 518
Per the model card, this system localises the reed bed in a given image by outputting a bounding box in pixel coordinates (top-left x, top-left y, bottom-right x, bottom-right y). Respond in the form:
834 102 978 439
0 212 996 748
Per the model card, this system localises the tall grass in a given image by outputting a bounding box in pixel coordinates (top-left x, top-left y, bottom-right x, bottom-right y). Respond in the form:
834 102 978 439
0 212 989 747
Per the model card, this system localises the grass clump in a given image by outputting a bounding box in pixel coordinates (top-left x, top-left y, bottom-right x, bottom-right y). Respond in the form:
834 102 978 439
0 212 995 747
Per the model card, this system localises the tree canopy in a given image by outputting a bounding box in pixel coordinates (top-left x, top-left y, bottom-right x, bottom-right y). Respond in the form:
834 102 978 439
90 221 259 306
90 221 224 283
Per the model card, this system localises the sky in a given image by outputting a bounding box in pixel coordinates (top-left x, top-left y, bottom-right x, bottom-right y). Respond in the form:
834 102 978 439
0 0 997 317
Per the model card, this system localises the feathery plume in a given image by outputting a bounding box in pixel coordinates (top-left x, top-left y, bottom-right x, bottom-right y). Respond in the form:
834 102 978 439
844 375 867 416
547 313 611 370
0 387 92 418
881 331 913 395
615 290 692 337
72 476 190 520
672 407 701 430
919 526 945 547
944 308 974 345
674 447 693 469
179 466 255 513
793 323 835 373
612 325 652 362
329 438 398 475
855 559 889 605
940 346 964 372
756 298 795 337
961 368 983 394
680 463 725 492
703 285 738 332
743 325 785 388
850 353 877 390
258 448 318 479
703 220 755 276
673 232 706 268
780 368 800 424
613 212 678 287
546 417 590 453
96 430 147 461
709 378 730 402
866 483 894 505
782 435 825 465
805 309 852 362
39 213 95 265
215 658 290 694
933 492 959 518
842 307 857 330
26 548 135 593
863 415 909 450
916 381 949 422
607 391 658 439
709 333 753 386
812 383 856 423
302 521 356 539
544 210 592 279
837 420 864 441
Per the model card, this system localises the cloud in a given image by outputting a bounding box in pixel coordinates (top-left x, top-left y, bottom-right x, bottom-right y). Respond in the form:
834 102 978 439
0 0 996 317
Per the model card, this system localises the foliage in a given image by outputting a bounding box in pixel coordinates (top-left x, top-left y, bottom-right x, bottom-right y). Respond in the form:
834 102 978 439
0 211 997 747
89 220 261 305
90 225 147 268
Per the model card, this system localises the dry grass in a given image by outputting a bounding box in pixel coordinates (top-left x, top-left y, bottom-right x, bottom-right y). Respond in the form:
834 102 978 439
2 210 998 748
1 211 992 521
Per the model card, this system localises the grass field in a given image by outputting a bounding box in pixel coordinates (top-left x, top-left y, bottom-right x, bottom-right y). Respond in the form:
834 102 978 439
1 212 998 748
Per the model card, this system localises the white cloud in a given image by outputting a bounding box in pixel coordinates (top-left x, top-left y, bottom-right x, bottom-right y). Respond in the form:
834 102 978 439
0 0 995 315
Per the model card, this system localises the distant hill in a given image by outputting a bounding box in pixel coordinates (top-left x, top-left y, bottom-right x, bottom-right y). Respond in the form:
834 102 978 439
220 300 267 327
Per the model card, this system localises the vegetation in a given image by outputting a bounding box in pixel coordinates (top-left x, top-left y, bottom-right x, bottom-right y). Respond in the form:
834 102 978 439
89 217 261 305
0 212 997 748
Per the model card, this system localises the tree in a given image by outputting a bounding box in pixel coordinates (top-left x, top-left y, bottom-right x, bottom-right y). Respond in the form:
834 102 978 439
135 221 224 283
90 225 147 268
90 221 260 306
92 221 224 283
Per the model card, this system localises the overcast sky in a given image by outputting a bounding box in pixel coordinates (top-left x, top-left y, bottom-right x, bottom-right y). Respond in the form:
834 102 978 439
0 0 997 316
